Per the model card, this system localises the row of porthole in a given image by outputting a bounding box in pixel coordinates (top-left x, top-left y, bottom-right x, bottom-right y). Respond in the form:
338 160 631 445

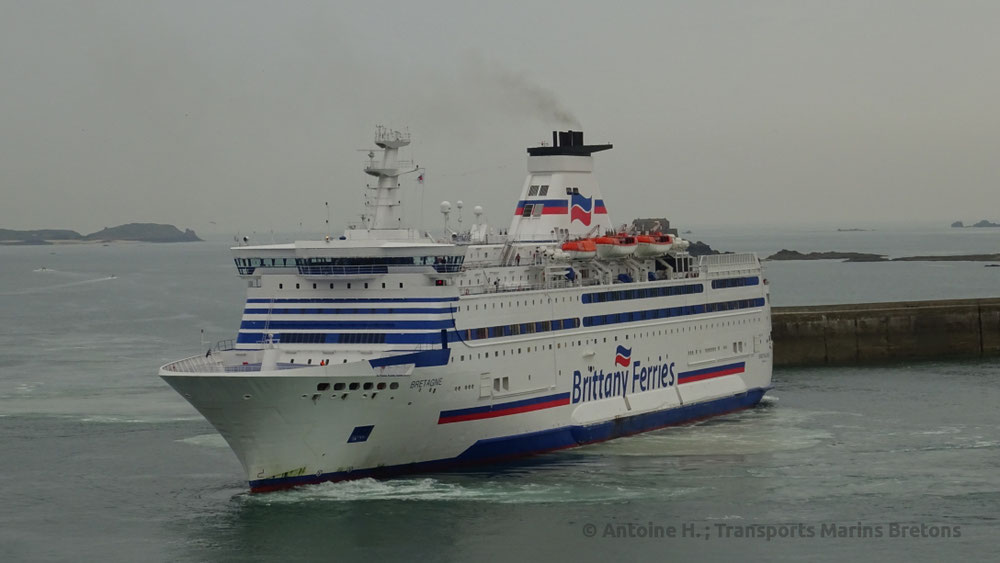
277 282 406 290
316 381 399 392
463 295 576 311
288 358 351 365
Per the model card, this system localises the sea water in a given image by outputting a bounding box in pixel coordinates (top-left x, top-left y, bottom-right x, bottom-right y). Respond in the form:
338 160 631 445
1 225 998 562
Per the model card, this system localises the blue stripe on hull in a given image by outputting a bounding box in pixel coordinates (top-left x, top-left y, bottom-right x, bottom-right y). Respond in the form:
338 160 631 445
247 297 459 304
248 386 770 493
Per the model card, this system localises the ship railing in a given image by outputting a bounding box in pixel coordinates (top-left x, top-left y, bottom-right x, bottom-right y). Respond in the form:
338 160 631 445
458 277 604 296
364 159 414 172
698 252 761 276
161 354 228 374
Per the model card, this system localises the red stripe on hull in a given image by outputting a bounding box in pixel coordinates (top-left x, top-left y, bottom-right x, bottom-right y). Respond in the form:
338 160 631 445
438 397 570 424
679 367 745 384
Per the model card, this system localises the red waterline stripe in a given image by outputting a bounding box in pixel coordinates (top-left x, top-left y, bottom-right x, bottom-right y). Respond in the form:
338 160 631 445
438 397 570 424
679 366 745 384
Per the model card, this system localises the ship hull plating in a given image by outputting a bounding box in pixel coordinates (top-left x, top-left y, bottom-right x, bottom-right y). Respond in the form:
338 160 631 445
162 319 772 492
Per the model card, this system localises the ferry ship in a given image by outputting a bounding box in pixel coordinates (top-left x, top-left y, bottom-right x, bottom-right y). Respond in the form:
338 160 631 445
160 128 773 493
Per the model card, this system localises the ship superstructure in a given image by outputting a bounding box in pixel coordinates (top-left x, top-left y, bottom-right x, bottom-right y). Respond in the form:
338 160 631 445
160 128 773 492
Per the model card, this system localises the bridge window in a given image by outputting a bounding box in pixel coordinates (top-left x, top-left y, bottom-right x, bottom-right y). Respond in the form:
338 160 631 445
539 185 549 196
528 185 539 196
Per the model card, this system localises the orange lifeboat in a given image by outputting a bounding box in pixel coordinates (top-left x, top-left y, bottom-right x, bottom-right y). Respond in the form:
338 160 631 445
635 233 673 258
561 239 597 260
595 235 637 259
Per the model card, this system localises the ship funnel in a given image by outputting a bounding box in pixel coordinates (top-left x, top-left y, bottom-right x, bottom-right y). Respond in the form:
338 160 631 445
509 130 615 242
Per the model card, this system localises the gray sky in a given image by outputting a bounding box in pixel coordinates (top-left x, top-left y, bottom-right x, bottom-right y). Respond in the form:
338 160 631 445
2 0 999 235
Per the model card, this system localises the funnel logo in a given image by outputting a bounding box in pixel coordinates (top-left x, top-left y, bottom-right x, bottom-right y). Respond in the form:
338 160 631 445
570 193 593 226
614 345 631 367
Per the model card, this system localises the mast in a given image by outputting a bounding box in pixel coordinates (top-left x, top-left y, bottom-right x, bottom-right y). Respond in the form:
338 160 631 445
364 126 416 230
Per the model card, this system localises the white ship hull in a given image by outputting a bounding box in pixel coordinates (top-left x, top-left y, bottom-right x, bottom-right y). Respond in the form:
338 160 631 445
161 281 772 492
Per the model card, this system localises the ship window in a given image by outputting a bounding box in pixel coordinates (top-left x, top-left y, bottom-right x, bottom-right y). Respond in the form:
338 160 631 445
566 187 573 195
317 383 330 391
377 382 386 390
390 382 399 390
494 378 501 392
539 185 548 196
334 383 345 391
502 376 509 390
347 283 351 289
279 284 283 289
528 185 539 196
521 204 533 217
363 382 373 390
296 284 300 289
531 204 544 217
349 382 360 390
364 283 369 289
382 283 386 288
330 283 334 289
399 283 403 288
308 359 312 364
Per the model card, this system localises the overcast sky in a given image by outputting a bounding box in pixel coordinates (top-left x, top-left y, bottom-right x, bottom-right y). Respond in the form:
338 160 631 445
2 0 999 235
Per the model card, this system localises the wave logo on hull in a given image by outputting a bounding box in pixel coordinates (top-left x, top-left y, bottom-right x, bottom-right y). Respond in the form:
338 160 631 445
570 193 593 226
614 345 631 367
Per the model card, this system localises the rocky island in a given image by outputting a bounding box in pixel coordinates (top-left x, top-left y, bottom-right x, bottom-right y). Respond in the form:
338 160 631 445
767 248 1000 263
766 249 886 262
0 223 202 245
951 220 1000 228
687 240 724 257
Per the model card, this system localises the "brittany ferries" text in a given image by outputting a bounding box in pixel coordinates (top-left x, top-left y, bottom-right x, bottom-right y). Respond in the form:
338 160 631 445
571 361 676 404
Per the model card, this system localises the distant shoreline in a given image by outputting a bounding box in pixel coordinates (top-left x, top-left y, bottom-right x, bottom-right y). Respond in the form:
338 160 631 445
0 223 202 245
767 249 1000 263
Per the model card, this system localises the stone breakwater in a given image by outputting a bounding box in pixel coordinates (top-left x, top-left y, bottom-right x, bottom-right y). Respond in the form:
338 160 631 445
773 298 1000 367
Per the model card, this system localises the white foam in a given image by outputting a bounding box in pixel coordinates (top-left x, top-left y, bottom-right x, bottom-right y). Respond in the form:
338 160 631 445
1 275 118 295
79 414 204 424
243 476 689 505
177 433 229 448
578 407 832 457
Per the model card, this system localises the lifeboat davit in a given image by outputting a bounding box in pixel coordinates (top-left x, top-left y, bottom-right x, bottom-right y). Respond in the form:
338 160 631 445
561 239 597 260
595 235 637 259
635 234 673 258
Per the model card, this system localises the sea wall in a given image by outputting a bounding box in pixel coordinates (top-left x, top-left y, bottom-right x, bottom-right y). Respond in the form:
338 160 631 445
772 298 1000 366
